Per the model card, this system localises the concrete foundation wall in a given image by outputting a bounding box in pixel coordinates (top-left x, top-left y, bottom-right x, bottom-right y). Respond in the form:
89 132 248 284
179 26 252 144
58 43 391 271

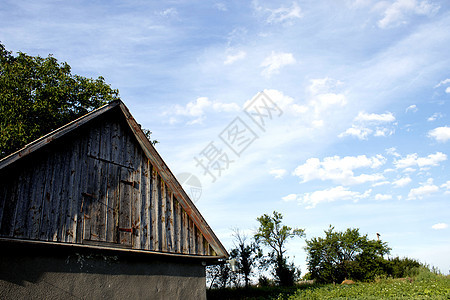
0 242 207 300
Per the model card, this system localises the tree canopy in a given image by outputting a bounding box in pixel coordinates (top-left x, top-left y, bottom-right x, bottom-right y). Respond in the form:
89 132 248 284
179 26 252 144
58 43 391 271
305 226 391 283
0 43 120 159
255 211 305 286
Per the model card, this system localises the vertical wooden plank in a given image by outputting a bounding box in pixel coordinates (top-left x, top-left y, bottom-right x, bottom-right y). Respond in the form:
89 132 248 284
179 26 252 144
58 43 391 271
195 227 205 255
75 133 90 244
172 198 178 253
38 151 57 241
160 180 167 252
12 170 31 238
124 128 135 169
88 122 101 158
99 119 111 161
0 177 8 228
92 120 110 242
106 164 120 243
49 151 66 241
85 124 100 241
57 146 73 242
171 196 178 253
181 210 188 254
151 169 159 251
82 156 96 241
189 218 195 254
0 180 17 237
106 120 122 243
119 167 133 247
63 138 80 243
131 147 142 249
140 160 150 250
28 156 47 240
167 191 174 252
92 160 108 241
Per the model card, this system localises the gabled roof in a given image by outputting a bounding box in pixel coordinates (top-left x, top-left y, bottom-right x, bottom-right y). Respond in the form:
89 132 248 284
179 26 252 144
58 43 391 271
0 100 228 259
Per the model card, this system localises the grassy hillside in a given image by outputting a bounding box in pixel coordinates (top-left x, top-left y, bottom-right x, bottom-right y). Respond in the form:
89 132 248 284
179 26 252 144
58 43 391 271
288 270 449 299
207 268 450 299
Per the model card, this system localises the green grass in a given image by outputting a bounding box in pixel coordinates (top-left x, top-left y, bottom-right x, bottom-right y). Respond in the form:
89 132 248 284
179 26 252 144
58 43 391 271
207 269 450 300
287 271 450 300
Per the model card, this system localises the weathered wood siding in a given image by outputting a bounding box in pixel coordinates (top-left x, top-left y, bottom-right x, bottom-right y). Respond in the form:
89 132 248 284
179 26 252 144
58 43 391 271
0 114 215 256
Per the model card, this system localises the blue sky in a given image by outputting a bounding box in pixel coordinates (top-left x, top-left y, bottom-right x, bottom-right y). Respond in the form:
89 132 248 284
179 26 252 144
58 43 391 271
1 0 449 274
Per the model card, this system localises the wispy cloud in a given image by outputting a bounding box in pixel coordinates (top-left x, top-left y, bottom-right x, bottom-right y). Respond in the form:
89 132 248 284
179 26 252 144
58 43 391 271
378 0 440 29
293 154 386 185
375 193 393 201
269 168 287 179
427 112 443 122
253 1 302 25
405 104 418 113
339 112 396 140
434 78 450 88
291 186 371 209
260 51 296 78
224 50 246 65
407 178 439 200
393 176 412 187
394 152 447 169
441 181 450 194
428 126 450 142
168 97 240 124
431 223 448 230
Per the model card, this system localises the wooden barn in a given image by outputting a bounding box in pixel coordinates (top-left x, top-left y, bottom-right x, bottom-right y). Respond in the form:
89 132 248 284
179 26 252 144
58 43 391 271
0 100 228 299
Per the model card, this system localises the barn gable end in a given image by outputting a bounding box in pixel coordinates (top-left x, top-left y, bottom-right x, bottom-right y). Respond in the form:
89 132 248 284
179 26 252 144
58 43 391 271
0 100 227 259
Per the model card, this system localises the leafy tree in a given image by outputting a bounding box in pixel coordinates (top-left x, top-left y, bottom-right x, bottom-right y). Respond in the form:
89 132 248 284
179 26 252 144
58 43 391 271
229 229 262 288
305 226 390 283
0 43 120 159
255 211 305 286
206 263 240 289
383 256 422 278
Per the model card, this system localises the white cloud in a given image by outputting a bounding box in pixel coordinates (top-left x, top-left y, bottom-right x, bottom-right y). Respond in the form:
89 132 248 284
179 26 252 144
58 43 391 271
446 87 450 94
386 147 401 157
435 78 450 88
224 50 246 65
392 176 412 187
305 78 347 117
355 111 396 123
427 113 443 122
215 2 227 11
269 168 287 179
374 127 395 137
441 181 450 194
428 126 450 143
293 154 386 185
297 186 371 209
170 97 240 124
372 181 390 187
394 152 447 169
431 223 448 230
282 193 297 202
441 181 450 189
263 2 303 24
378 0 440 29
375 194 392 201
158 7 178 17
340 111 396 140
309 77 343 95
260 51 296 78
407 178 439 200
405 104 418 113
312 93 347 111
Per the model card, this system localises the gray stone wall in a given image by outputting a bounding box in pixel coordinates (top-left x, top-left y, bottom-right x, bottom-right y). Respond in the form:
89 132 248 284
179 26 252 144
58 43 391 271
0 243 207 300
